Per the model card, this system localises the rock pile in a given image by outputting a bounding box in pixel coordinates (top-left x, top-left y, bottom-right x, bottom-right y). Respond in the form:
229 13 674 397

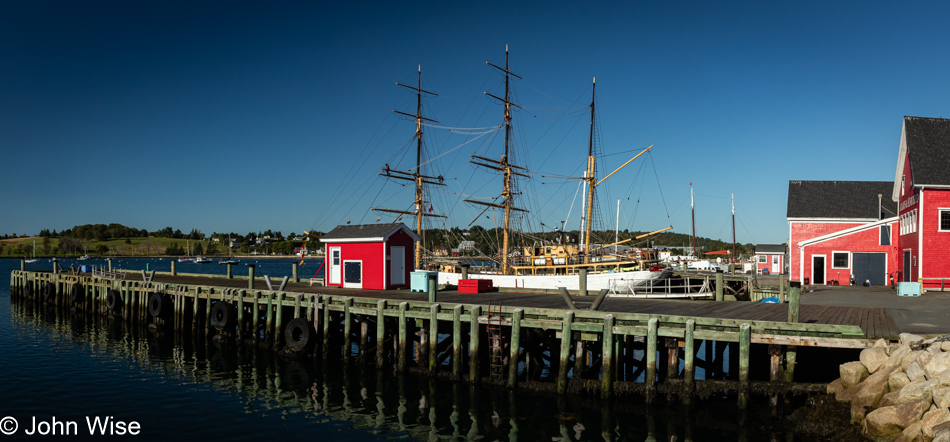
829 333 950 441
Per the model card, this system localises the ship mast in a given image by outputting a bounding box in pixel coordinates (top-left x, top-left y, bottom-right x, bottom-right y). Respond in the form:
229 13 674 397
732 193 737 263
581 78 652 263
466 46 527 274
372 65 446 268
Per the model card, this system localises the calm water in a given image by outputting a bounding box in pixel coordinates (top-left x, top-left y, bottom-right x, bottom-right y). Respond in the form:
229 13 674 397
1 258 818 441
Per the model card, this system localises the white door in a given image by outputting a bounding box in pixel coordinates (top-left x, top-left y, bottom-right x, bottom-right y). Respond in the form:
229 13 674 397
328 247 341 285
390 246 405 285
772 256 780 274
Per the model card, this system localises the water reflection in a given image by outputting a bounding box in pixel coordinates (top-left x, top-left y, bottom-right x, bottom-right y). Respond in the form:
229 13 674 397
9 299 812 441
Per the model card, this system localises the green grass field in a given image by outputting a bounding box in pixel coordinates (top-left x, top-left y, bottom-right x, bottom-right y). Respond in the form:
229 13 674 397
0 237 225 258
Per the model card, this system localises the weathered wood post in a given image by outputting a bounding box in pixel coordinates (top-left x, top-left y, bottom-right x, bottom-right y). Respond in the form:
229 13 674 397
460 263 469 280
452 305 463 380
646 317 658 402
738 323 751 409
264 292 274 344
579 268 588 296
292 262 299 283
248 265 255 290
428 304 440 374
397 301 408 373
237 290 245 337
508 309 524 388
376 300 387 368
601 314 615 399
428 276 437 303
785 281 802 382
779 274 785 301
715 269 724 301
108 259 113 272
274 292 284 348
227 263 233 279
684 320 695 404
469 305 481 382
666 338 679 381
171 260 176 276
343 297 353 360
557 311 573 394
20 258 25 272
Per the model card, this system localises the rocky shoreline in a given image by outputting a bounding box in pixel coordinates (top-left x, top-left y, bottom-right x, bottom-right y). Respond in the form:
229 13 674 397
828 333 950 441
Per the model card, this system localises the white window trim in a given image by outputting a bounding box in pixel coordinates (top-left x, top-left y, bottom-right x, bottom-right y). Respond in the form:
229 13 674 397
758 255 768 263
939 208 950 232
831 251 850 269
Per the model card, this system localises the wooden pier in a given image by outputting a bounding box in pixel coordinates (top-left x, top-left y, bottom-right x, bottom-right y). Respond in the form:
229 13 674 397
8 266 897 408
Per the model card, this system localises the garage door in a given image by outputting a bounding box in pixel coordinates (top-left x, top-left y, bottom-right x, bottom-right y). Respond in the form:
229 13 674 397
852 253 886 286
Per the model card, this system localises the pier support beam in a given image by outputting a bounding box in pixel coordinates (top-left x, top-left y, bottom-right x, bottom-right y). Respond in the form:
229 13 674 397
557 311 573 394
469 305 481 383
785 281 802 382
171 261 176 276
428 304 440 374
248 265 255 290
452 305 463 380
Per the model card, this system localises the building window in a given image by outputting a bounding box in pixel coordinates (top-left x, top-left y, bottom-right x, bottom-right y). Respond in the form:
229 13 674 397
758 255 767 263
941 209 950 231
832 252 849 269
880 225 891 245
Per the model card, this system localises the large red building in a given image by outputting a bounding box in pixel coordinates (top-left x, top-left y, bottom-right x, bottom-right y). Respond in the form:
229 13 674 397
320 223 418 290
787 181 898 286
788 116 950 289
893 116 950 288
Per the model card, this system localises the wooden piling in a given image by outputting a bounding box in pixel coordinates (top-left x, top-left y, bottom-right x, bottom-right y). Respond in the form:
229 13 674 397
397 302 408 373
343 297 353 360
428 304 440 374
452 305 462 380
738 323 751 409
275 292 284 348
557 311 573 394
684 319 695 404
248 265 255 290
715 269 724 301
508 309 523 388
469 305 481 383
646 317 658 401
601 314 614 399
376 300 387 368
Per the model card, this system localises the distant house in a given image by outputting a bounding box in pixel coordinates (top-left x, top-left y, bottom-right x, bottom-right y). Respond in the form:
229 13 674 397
787 181 898 286
892 116 950 287
754 244 786 275
319 223 418 290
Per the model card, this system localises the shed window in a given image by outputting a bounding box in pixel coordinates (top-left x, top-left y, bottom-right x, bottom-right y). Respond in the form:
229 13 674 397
832 252 849 269
758 255 767 263
941 209 950 231
880 225 891 245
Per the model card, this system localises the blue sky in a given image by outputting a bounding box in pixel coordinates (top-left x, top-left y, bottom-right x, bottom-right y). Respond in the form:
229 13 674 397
2 1 947 245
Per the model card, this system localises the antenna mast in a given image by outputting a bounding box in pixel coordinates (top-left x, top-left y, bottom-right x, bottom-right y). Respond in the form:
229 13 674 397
373 66 446 268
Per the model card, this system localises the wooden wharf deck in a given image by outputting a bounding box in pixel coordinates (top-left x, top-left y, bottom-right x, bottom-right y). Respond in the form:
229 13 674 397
8 268 900 408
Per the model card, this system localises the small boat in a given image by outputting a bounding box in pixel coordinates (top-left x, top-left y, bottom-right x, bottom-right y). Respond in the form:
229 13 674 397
194 256 212 263
25 240 39 263
218 259 239 265
78 255 91 260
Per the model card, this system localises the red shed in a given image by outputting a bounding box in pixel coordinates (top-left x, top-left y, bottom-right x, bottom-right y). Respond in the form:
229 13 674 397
320 223 419 290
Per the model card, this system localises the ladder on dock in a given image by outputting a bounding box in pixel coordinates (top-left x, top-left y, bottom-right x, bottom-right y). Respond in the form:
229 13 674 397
487 301 504 379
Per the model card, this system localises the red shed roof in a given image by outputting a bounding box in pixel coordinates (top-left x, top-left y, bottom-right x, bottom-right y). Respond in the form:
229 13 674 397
319 223 420 243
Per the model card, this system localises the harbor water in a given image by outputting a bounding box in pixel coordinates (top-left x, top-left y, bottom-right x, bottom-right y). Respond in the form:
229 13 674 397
1 258 845 441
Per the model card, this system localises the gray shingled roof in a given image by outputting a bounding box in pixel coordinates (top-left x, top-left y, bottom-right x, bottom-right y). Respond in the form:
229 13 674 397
755 244 786 254
787 181 897 219
320 223 419 241
905 116 950 186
